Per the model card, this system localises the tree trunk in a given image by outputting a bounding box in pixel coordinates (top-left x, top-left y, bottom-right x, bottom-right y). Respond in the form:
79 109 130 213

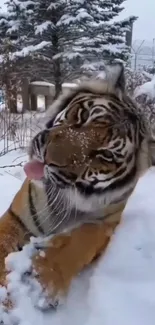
21 78 30 112
54 82 62 99
53 59 62 99
6 80 18 114
52 31 62 99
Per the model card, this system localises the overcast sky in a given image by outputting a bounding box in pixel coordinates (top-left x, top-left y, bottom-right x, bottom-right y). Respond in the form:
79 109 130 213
119 0 155 43
0 0 154 43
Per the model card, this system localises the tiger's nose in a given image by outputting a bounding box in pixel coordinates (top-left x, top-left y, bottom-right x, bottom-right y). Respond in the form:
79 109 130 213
45 127 91 167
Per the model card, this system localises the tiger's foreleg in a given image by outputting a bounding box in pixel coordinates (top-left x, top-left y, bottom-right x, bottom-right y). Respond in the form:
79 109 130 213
0 213 29 286
32 221 119 308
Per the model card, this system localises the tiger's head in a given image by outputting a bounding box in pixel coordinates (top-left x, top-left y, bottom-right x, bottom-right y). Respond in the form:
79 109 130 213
29 62 152 232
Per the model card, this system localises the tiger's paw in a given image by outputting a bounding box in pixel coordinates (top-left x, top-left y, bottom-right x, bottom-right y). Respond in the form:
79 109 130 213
0 309 17 325
21 267 62 311
22 235 73 310
0 308 19 325
20 249 66 310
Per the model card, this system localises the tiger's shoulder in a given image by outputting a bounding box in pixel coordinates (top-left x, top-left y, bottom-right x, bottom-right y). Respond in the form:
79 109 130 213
0 178 48 249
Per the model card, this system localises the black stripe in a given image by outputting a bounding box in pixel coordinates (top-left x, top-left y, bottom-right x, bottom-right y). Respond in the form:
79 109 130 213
9 206 29 232
46 90 99 126
28 183 45 235
76 164 137 196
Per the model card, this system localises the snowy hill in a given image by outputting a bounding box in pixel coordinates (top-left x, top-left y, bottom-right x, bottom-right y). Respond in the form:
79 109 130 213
1 152 155 324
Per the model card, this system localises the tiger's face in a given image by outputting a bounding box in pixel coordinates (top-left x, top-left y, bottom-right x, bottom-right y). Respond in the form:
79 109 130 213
29 63 150 218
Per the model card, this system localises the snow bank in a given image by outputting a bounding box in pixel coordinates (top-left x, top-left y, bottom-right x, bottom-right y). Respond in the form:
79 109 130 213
0 148 26 214
134 76 155 99
62 83 77 88
1 149 155 324
86 167 155 325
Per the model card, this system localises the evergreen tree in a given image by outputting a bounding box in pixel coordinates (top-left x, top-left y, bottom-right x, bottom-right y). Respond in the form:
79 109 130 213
4 0 95 95
0 1 50 87
75 1 136 71
0 9 19 112
1 0 136 97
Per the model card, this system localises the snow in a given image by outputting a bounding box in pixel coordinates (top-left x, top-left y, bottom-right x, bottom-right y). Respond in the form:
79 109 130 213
30 81 55 87
7 20 20 34
9 0 35 10
62 83 77 88
13 42 51 59
57 10 92 26
30 81 77 89
134 76 155 99
0 147 27 214
0 146 155 323
35 21 53 35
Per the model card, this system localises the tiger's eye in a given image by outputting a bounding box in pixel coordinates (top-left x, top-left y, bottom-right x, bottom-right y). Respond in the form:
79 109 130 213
81 109 89 122
103 149 113 159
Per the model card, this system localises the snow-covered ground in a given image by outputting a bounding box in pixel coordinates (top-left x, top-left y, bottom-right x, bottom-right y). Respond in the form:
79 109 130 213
1 148 155 324
0 147 27 214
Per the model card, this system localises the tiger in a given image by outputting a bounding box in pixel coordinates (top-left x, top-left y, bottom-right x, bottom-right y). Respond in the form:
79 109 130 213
0 62 154 314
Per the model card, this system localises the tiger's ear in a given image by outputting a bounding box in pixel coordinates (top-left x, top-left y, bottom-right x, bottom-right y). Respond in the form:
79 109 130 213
105 62 125 92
